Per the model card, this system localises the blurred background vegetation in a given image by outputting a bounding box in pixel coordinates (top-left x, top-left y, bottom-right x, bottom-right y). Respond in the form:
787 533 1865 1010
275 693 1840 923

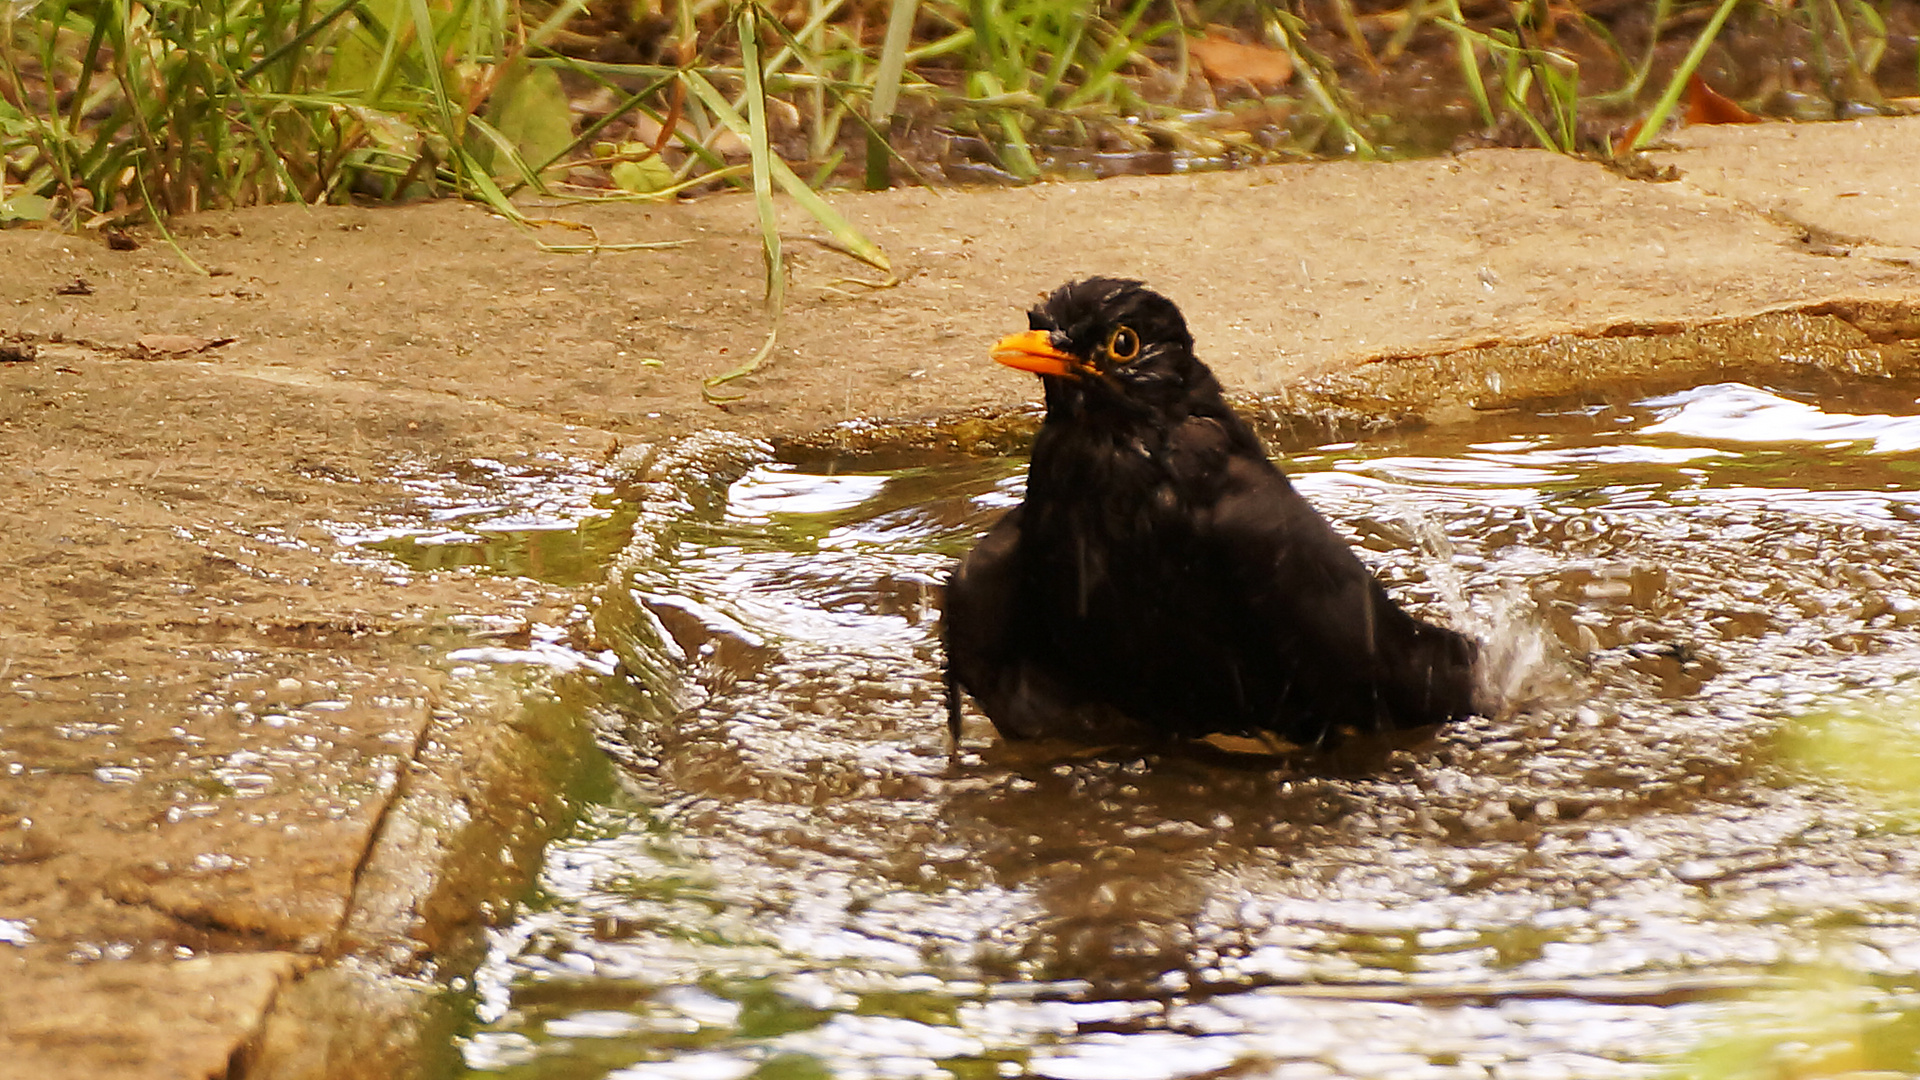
1 0 1916 233
1671 697 1920 1079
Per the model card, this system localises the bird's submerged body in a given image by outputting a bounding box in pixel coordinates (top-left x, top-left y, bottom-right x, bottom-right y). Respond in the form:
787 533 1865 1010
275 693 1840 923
944 278 1477 748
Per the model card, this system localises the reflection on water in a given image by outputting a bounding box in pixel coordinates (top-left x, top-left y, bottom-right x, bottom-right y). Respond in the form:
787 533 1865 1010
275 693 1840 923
339 455 636 586
1641 383 1920 454
457 381 1920 1079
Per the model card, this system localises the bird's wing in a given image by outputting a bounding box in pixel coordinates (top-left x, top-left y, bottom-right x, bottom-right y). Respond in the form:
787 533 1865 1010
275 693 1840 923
1203 450 1388 659
942 505 1145 742
942 507 1023 740
1189 426 1476 731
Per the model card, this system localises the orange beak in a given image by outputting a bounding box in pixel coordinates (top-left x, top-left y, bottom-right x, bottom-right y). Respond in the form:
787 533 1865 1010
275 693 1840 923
990 329 1085 379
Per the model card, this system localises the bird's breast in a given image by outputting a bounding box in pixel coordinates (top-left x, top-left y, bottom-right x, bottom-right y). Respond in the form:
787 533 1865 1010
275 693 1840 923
1022 437 1210 622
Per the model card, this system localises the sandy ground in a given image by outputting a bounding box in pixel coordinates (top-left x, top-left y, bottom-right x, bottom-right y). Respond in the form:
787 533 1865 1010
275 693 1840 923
2 115 1918 1080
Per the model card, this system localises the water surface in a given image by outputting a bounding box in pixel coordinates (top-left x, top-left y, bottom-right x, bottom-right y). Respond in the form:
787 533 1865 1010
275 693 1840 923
456 379 1920 1079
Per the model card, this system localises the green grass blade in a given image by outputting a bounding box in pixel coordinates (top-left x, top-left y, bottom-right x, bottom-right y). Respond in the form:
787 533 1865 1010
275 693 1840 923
527 62 680 177
865 0 919 188
1850 0 1888 75
406 0 454 128
447 142 528 222
1057 0 1163 111
702 325 781 404
1 14 72 214
755 11 936 190
905 27 972 63
1037 8 1086 101
1438 1 1493 127
520 0 590 51
762 0 851 81
466 112 548 190
996 109 1039 177
66 4 112 134
226 72 306 203
238 0 361 81
708 14 791 408
965 68 1038 178
1500 66 1558 150
1272 8 1377 159
135 172 209 275
1629 0 1740 152
682 70 890 272
966 0 996 83
358 0 413 105
1584 0 1669 106
738 3 784 314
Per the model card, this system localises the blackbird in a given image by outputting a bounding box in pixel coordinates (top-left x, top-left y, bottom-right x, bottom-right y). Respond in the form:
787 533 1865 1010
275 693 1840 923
943 278 1478 749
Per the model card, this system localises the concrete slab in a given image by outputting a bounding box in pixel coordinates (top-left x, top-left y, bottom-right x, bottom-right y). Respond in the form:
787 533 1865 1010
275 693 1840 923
0 952 303 1080
7 146 1917 439
2 120 1918 1079
1653 115 1920 254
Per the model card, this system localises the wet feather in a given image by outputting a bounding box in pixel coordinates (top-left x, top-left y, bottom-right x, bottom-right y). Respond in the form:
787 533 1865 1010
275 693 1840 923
944 278 1479 748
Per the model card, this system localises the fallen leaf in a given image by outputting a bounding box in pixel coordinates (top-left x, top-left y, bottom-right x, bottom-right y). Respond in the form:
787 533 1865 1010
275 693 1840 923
611 149 676 194
1611 117 1648 155
1188 33 1294 92
483 63 575 175
1686 73 1761 125
0 193 51 223
135 334 238 357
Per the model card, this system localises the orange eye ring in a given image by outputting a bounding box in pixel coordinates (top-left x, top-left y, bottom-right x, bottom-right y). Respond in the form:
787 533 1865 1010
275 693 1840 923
1108 326 1140 362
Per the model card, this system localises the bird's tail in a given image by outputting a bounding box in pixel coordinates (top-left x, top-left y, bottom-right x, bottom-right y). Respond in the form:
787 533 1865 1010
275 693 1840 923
1391 621 1480 726
944 667 964 747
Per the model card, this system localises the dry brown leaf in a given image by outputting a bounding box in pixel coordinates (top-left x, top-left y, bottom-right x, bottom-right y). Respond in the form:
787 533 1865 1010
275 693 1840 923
1188 34 1294 92
1685 73 1761 125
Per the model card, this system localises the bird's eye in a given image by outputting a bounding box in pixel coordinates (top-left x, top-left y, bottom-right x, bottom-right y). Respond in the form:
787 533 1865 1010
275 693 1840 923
1107 326 1140 362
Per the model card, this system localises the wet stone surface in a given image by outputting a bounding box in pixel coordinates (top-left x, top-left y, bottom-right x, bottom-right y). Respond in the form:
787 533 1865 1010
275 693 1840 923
0 350 624 1078
459 377 1920 1079
0 428 616 963
3 656 431 954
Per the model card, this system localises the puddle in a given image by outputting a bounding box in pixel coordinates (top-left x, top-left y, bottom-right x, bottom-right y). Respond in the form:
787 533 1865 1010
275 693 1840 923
454 379 1920 1079
331 455 634 587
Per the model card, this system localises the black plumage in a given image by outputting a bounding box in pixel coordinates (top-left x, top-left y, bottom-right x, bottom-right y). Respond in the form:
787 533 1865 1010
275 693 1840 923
943 278 1478 749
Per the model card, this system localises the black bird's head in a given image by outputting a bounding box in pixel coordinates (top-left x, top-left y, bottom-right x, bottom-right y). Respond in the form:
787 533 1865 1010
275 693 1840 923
991 278 1215 417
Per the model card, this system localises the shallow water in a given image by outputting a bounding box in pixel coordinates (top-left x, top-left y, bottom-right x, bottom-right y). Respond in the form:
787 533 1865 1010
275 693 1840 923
341 454 636 587
453 380 1920 1080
